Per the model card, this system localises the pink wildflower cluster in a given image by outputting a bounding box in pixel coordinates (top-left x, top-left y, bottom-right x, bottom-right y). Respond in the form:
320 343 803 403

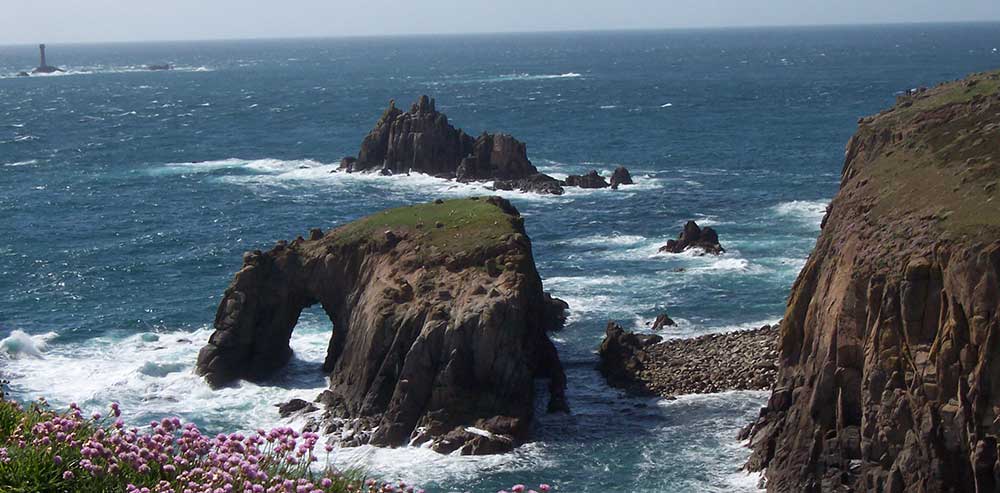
498 484 552 493
1 399 425 493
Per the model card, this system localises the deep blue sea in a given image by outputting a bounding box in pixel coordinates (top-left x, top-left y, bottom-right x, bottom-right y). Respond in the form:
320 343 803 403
2 23 1000 492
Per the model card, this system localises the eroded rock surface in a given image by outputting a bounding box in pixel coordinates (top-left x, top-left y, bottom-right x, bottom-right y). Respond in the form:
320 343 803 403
196 197 568 455
744 70 1000 492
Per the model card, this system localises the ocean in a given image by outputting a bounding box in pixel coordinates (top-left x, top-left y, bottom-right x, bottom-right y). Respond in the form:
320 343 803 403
2 23 999 492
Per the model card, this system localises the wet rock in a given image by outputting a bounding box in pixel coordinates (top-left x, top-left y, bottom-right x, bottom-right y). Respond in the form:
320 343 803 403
610 166 634 189
658 221 725 255
564 170 609 189
277 398 318 418
494 173 565 195
650 313 676 330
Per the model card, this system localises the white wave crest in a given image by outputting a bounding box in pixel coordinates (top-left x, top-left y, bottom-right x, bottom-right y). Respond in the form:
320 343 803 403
1 330 52 359
772 200 828 228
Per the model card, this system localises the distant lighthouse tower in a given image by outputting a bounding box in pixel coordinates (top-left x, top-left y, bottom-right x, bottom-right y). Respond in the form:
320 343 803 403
32 43 63 74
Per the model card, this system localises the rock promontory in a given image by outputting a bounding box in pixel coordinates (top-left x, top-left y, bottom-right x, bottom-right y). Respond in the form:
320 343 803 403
196 197 568 455
743 70 1000 492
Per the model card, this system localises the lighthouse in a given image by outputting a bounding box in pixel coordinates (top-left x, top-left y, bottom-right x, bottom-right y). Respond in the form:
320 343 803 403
32 43 63 74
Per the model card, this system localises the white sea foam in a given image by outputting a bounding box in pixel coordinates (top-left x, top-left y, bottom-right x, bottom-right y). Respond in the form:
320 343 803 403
1 65 213 80
772 199 829 229
0 330 50 359
2 159 38 167
660 103 673 108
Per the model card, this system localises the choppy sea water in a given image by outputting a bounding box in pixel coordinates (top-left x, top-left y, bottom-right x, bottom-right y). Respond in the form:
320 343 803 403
2 24 999 492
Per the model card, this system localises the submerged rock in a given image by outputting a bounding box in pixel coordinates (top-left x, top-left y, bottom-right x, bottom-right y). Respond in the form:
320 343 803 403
196 197 568 455
744 69 1000 492
146 64 172 71
658 221 724 255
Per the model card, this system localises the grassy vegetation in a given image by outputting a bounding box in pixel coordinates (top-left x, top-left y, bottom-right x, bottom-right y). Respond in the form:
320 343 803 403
858 69 1000 239
326 198 520 255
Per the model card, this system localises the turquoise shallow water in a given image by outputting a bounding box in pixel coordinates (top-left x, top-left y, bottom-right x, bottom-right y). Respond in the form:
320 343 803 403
2 23 1000 492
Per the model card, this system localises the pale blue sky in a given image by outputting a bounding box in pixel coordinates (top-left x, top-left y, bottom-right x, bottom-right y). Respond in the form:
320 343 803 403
3 0 1000 44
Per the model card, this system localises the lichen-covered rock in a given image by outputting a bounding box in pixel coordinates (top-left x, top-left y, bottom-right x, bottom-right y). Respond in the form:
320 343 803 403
658 221 725 255
744 70 1000 492
196 197 568 455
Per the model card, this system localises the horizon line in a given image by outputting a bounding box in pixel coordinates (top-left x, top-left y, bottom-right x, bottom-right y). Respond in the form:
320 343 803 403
2 19 1000 48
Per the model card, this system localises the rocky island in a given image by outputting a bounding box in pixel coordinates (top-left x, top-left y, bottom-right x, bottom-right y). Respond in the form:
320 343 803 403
742 70 1000 491
338 96 634 195
196 197 569 455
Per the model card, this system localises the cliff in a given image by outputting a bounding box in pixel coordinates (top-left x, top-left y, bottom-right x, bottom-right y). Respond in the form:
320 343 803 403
744 70 1000 491
196 197 568 455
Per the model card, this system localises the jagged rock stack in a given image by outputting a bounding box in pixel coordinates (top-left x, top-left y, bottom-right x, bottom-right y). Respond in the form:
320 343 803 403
658 221 725 255
339 96 635 194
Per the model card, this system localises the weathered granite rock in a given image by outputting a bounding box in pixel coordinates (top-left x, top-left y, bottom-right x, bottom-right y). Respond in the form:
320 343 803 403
564 170 609 189
658 221 724 255
744 70 1000 492
610 166 634 189
599 322 778 397
196 197 568 455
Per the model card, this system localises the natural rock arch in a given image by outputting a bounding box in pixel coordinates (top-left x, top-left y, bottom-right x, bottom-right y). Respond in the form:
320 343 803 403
196 197 568 454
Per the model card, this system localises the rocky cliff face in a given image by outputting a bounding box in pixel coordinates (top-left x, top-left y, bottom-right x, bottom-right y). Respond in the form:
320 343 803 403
744 71 1000 492
196 197 568 455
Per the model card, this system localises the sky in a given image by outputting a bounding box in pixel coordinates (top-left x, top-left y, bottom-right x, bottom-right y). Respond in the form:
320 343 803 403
3 0 1000 45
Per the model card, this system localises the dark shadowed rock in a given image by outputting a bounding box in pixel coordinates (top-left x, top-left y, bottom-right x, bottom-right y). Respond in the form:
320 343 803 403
658 221 725 255
196 197 567 455
494 173 565 195
351 96 540 183
598 321 662 395
610 166 634 189
277 398 318 418
564 170 609 189
650 313 676 330
147 64 172 71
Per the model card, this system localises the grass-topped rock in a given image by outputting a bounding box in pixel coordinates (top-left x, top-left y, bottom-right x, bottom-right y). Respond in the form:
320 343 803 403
196 196 568 456
744 70 1000 492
